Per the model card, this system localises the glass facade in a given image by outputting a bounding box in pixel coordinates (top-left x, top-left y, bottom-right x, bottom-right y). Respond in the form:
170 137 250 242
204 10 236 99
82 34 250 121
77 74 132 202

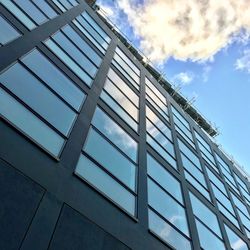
1 1 250 250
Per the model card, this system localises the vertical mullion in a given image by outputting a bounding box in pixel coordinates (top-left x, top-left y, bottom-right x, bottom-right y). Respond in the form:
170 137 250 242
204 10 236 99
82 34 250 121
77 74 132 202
137 67 148 227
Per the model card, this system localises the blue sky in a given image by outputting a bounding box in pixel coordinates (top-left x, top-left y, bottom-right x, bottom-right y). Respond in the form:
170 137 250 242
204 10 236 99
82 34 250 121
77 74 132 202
96 0 250 175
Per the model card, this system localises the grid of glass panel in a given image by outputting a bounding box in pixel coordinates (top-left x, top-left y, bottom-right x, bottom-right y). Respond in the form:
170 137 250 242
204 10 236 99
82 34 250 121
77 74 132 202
206 166 240 229
190 192 226 250
194 130 219 172
231 191 250 238
215 153 241 195
147 154 192 250
145 78 169 123
73 11 111 54
172 105 195 148
225 224 248 250
0 48 86 157
1 0 58 30
1 4 250 249
75 107 138 216
0 15 21 46
235 174 250 207
146 105 177 169
51 0 78 12
112 47 140 90
44 23 102 87
178 139 211 201
100 68 139 132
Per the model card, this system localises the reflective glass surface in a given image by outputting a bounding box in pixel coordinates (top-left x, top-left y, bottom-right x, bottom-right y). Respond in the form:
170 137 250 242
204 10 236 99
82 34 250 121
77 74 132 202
190 192 222 237
75 154 135 215
83 128 136 191
92 107 138 162
21 49 85 111
148 210 192 250
148 179 189 236
0 63 76 136
195 219 225 250
225 224 248 250
0 88 64 157
0 15 21 46
147 154 183 204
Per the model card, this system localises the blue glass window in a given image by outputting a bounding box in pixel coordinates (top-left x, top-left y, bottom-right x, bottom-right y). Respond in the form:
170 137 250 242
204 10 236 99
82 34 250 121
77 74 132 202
0 15 21 46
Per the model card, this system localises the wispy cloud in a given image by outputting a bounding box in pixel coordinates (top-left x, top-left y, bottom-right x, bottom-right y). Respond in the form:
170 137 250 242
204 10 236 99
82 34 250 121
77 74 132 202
202 65 212 82
99 0 250 63
235 49 250 74
172 71 194 85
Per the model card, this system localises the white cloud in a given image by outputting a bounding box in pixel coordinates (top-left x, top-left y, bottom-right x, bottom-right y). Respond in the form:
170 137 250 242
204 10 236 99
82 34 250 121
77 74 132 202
109 0 250 63
172 71 194 85
235 49 250 73
202 65 212 82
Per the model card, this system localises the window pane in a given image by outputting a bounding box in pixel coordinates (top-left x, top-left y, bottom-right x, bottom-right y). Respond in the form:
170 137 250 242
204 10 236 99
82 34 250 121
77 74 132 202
14 0 47 25
146 106 172 141
52 31 97 78
190 192 222 237
82 12 111 43
44 39 92 86
83 128 136 191
207 167 227 195
92 107 138 162
147 154 183 204
1 0 36 30
107 68 139 107
231 192 249 217
0 63 76 136
33 0 57 19
147 134 177 169
185 171 211 201
148 210 192 250
195 219 225 250
76 14 109 49
0 88 64 157
100 91 138 131
225 224 248 250
104 79 138 121
0 15 21 45
148 179 189 236
182 154 206 186
61 25 102 67
75 154 135 215
21 49 85 111
146 119 174 157
178 139 201 169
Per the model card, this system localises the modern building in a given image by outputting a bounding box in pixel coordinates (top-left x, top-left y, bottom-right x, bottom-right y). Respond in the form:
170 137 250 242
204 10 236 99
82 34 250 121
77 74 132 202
0 0 250 249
